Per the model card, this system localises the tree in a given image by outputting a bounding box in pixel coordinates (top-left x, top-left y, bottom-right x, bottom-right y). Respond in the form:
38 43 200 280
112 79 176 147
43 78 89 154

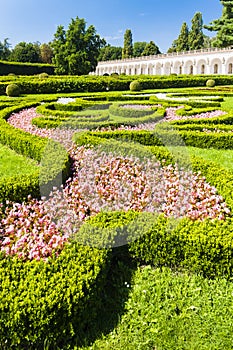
0 38 11 60
98 44 122 61
51 17 105 75
204 0 233 47
40 43 53 63
51 25 67 74
9 41 41 63
122 29 133 58
141 41 161 56
167 39 178 53
133 42 147 57
176 22 189 51
188 12 204 50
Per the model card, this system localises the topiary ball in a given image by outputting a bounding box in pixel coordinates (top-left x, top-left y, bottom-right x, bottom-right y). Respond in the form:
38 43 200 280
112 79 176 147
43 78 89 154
206 79 215 87
129 80 142 91
6 84 20 97
39 72 49 79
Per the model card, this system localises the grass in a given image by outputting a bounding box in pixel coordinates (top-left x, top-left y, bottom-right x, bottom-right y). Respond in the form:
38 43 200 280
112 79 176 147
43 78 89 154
220 96 233 112
174 146 233 172
0 143 39 179
81 265 233 350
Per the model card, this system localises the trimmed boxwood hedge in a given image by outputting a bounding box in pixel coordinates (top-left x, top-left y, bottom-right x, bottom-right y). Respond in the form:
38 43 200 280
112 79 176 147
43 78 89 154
0 102 71 202
0 60 54 76
0 243 110 349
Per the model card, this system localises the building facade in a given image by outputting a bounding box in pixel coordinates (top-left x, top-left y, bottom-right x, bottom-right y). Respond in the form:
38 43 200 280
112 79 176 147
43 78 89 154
92 47 233 76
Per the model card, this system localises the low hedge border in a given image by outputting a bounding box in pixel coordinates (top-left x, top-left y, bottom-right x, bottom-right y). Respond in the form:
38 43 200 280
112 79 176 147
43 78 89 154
0 243 110 349
0 103 71 202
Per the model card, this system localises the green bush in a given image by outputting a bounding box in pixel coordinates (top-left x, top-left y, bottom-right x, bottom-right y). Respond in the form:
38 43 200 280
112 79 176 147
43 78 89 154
0 243 110 349
76 211 233 279
206 79 216 87
39 72 49 79
130 80 142 91
6 84 20 97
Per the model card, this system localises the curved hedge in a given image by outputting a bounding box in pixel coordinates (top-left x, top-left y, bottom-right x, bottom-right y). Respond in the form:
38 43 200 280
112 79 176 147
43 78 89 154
0 243 110 349
0 102 71 202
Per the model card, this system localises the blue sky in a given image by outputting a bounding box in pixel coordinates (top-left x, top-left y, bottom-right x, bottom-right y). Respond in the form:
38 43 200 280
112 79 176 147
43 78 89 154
1 0 222 53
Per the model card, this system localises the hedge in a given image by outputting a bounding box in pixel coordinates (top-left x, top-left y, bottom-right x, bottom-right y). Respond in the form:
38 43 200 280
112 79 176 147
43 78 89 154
0 173 40 204
0 103 71 201
78 210 233 279
0 60 54 76
1 74 233 96
0 243 110 349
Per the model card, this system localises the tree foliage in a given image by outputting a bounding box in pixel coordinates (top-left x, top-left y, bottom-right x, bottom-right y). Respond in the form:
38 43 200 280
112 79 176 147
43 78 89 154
0 38 11 60
142 41 161 56
188 12 204 50
122 29 133 58
98 45 122 61
51 17 105 75
176 22 189 51
9 42 41 63
133 42 147 57
204 0 233 47
168 12 205 53
40 43 53 64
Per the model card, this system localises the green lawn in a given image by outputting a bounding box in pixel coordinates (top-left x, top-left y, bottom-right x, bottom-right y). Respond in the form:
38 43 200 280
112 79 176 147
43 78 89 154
82 265 233 350
0 143 39 179
168 145 233 172
220 96 233 112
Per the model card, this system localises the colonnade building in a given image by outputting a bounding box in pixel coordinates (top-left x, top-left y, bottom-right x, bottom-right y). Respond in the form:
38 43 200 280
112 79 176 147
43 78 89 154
92 47 233 76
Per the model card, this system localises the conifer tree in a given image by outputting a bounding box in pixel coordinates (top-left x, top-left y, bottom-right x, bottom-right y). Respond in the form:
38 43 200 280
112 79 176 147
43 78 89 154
176 22 189 51
188 12 204 50
204 0 233 47
122 29 133 58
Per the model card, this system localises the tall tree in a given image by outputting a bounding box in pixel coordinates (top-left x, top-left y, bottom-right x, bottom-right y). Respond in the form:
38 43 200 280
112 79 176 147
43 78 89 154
142 41 161 56
40 43 53 63
167 39 178 53
51 17 105 75
188 12 204 50
133 42 147 57
204 0 233 47
98 44 122 61
9 41 41 63
176 22 189 51
0 38 11 60
51 25 67 74
122 29 133 58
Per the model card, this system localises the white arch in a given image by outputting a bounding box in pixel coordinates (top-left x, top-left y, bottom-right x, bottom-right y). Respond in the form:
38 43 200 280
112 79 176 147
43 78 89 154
184 60 194 75
163 62 171 75
173 60 183 74
196 59 207 74
210 58 222 74
225 58 233 74
155 63 162 75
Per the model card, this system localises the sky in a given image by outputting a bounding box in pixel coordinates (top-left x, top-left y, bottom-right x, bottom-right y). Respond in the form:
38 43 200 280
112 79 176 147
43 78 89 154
0 0 223 53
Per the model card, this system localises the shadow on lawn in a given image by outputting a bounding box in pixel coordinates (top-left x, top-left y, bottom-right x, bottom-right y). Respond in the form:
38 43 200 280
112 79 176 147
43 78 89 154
76 247 137 349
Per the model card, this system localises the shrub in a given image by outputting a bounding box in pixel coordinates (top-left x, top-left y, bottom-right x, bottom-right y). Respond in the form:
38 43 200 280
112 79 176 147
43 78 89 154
130 80 142 91
0 243 110 349
5 84 20 97
206 79 215 87
39 72 49 79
